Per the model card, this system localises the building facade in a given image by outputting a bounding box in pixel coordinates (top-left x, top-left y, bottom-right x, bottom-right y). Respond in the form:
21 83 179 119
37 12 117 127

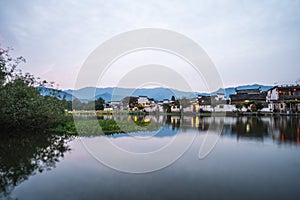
230 88 267 105
266 85 300 113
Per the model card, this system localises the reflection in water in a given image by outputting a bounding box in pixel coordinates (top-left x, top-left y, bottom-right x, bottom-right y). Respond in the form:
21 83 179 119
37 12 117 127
230 117 269 141
0 133 73 199
108 114 300 144
1 116 299 200
197 116 300 144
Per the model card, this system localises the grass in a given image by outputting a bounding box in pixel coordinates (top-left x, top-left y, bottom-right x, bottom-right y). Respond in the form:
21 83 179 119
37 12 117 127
50 119 161 136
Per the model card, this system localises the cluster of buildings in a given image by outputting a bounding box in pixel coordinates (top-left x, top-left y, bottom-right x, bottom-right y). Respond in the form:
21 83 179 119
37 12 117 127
104 96 181 113
103 85 300 114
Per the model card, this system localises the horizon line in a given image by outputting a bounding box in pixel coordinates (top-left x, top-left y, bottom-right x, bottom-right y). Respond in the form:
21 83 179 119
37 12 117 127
62 83 279 93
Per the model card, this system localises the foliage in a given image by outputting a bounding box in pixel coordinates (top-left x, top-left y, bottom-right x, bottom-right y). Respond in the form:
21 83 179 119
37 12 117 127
52 119 161 135
121 96 138 108
0 46 67 132
285 100 300 104
235 103 243 110
71 97 105 111
243 101 254 109
61 99 72 111
171 95 176 101
255 102 264 111
163 103 171 113
179 97 190 108
251 104 257 112
95 97 105 110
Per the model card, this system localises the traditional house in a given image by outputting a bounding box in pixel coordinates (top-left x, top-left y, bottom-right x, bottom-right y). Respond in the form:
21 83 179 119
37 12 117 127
215 93 227 103
136 96 159 112
229 88 267 106
137 96 150 106
266 85 300 113
157 101 164 112
171 105 181 112
104 101 121 111
197 95 212 112
156 98 182 113
198 93 229 112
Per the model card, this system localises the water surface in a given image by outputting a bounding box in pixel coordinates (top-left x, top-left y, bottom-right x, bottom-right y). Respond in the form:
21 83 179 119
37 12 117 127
1 116 300 200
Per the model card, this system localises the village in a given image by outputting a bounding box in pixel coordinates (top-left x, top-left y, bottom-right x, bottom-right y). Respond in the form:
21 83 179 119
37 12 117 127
103 85 300 114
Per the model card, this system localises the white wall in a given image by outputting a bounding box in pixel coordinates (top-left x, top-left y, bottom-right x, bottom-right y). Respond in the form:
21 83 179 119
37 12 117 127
266 88 279 101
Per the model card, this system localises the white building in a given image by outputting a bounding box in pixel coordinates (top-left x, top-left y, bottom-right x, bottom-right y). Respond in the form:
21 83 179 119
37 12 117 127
215 93 226 101
214 104 237 112
137 96 150 106
171 105 181 112
266 85 300 112
105 101 121 110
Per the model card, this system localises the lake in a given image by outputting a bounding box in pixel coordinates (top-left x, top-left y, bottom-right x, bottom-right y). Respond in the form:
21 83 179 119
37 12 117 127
1 116 300 200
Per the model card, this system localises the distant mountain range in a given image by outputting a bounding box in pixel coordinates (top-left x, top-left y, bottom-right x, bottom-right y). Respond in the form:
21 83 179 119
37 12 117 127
38 86 74 101
39 84 273 102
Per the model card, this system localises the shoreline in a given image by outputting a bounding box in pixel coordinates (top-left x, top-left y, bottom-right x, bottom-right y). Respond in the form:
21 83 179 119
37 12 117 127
71 110 300 117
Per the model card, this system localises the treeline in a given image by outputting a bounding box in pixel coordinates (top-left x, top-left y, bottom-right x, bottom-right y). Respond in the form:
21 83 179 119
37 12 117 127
71 98 105 110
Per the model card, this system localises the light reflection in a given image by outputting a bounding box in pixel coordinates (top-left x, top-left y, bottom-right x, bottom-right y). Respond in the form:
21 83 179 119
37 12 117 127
92 114 300 144
246 124 251 133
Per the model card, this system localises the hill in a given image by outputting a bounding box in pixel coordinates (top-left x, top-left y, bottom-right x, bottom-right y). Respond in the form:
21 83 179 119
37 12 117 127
62 84 273 102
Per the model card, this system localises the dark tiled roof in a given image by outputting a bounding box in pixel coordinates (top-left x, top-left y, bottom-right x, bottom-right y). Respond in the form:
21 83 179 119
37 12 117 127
198 96 212 105
277 85 300 90
230 93 266 101
278 95 300 101
236 88 261 94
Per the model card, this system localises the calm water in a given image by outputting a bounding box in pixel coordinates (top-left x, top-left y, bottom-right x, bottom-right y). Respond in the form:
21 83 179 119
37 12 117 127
1 116 300 200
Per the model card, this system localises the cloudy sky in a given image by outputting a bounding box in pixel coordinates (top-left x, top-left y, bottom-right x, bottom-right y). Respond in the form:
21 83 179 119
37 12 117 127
0 0 299 91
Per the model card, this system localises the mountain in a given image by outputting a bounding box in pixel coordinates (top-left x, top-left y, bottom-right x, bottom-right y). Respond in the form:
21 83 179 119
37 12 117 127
236 84 272 91
37 86 74 101
62 84 273 102
65 87 197 102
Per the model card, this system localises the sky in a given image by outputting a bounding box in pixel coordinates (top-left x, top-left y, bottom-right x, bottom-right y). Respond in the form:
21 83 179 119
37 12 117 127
0 0 300 91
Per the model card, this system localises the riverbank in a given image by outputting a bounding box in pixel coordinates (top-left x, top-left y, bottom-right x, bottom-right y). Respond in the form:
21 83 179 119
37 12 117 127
50 118 161 135
71 110 300 118
52 111 299 136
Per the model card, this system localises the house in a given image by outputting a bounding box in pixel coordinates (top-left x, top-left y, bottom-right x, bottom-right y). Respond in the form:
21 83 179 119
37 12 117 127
215 93 227 103
135 96 159 112
214 104 237 112
229 88 267 106
171 105 181 112
104 101 121 111
266 85 300 113
197 95 211 112
198 93 228 112
156 98 182 113
157 101 164 112
137 96 150 106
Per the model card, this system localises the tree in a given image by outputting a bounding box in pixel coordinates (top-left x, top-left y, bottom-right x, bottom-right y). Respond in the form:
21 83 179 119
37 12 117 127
121 96 138 108
171 96 176 101
243 101 254 111
251 104 257 112
61 99 72 111
163 104 171 113
179 97 190 108
0 46 67 133
72 99 83 110
255 102 264 111
95 97 105 110
235 103 243 111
